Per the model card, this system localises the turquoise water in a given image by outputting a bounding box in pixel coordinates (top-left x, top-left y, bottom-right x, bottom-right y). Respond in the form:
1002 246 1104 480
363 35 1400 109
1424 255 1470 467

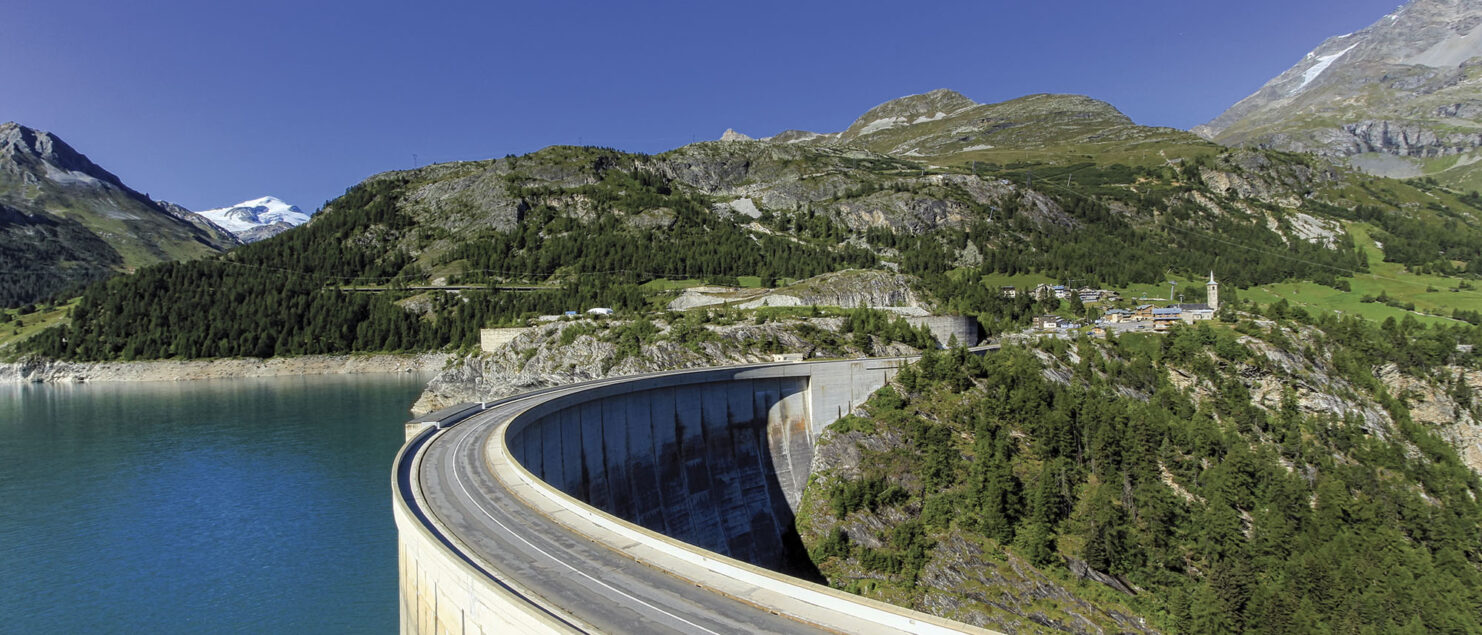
0 373 430 633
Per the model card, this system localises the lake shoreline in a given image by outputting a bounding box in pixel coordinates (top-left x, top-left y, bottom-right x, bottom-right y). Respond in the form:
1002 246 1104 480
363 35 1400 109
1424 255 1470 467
0 352 450 384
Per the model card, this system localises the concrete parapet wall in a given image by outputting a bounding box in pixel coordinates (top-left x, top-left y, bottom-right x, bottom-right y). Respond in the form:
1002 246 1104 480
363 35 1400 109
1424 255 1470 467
395 501 576 634
393 430 578 635
479 327 530 353
906 315 982 348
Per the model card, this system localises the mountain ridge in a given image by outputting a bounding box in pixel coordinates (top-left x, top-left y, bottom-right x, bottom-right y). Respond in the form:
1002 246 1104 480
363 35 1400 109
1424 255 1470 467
0 122 238 306
719 89 1210 171
1197 0 1482 190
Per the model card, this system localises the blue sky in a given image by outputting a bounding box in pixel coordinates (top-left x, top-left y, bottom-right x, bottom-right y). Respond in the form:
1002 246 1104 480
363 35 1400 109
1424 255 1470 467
4 0 1400 212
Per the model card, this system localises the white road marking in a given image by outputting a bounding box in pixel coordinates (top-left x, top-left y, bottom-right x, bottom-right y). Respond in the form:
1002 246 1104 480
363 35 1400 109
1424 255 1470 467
448 421 723 635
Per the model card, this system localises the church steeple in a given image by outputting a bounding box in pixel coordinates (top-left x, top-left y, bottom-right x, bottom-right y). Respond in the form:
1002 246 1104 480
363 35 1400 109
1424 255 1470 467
1207 271 1219 311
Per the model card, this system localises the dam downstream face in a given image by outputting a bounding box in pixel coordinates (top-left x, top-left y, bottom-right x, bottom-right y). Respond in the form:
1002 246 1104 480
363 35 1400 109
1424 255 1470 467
507 376 821 574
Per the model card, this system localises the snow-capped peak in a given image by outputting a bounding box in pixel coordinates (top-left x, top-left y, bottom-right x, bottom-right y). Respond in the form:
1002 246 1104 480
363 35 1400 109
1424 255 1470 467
195 196 311 242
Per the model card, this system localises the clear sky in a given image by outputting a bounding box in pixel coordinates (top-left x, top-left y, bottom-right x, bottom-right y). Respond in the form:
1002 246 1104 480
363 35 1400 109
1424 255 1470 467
4 0 1401 212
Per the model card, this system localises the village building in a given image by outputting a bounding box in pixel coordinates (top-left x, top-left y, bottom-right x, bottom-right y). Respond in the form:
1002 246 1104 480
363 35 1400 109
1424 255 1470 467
1081 289 1121 303
1151 307 1182 331
1033 314 1061 330
1173 274 1220 322
1176 303 1215 322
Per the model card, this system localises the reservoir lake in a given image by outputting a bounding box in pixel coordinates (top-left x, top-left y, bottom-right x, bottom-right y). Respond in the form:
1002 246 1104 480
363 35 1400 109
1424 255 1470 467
0 373 431 633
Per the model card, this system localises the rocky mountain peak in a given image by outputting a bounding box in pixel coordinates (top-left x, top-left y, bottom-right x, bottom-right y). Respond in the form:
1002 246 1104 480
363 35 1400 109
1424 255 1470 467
0 122 237 306
720 89 1178 163
841 89 979 140
0 122 128 190
719 128 753 142
1197 0 1482 190
1005 93 1134 121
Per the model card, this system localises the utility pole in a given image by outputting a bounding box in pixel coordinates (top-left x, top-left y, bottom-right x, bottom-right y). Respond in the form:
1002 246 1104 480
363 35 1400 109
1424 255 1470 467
412 153 418 168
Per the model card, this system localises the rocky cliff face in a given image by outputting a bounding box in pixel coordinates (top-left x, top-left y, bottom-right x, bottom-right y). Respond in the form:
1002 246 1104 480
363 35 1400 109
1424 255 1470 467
739 270 928 311
804 425 1158 633
1378 362 1482 472
667 270 930 312
657 141 1077 234
1199 0 1482 188
412 316 918 414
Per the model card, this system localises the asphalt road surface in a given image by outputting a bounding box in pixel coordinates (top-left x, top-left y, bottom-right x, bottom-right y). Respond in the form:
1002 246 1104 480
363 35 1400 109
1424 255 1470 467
409 384 827 634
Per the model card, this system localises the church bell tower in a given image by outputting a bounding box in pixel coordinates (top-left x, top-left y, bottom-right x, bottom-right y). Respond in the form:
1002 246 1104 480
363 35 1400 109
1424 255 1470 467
1207 272 1219 311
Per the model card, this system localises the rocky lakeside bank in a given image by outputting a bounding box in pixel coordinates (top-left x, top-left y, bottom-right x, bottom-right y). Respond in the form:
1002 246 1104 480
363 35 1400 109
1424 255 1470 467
0 352 449 384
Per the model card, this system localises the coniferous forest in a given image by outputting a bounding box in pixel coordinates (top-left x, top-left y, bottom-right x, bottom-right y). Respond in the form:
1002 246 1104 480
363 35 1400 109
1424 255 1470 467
7 97 1482 635
28 142 1473 363
22 162 876 360
804 310 1482 633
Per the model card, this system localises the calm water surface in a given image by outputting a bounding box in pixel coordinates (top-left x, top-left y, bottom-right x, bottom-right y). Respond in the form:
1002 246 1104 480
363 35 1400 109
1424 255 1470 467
0 373 431 633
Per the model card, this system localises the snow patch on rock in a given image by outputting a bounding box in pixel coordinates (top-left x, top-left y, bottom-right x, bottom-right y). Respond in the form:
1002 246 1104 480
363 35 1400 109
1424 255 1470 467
43 163 105 187
728 197 761 218
857 116 906 136
1298 42 1357 91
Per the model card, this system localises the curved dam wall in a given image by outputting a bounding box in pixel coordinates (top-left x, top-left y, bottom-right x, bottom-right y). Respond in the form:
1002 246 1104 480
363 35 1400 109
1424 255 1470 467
505 359 904 572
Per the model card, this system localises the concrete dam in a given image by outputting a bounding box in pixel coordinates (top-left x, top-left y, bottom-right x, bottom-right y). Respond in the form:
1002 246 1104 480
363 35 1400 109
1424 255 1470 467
510 370 853 573
396 358 989 634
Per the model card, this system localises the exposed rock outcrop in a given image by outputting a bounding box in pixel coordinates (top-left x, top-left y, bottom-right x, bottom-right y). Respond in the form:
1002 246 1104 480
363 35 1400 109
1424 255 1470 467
1378 362 1482 472
0 353 447 383
1199 0 1482 187
719 128 753 142
803 415 1156 633
412 316 919 414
